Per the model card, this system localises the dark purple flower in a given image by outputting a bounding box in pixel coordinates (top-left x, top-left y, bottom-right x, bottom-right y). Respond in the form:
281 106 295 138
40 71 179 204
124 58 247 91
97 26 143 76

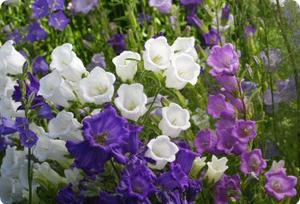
32 0 49 19
215 111 236 131
186 14 203 28
87 53 106 71
207 94 235 119
180 0 202 6
245 25 256 38
232 120 257 143
203 29 221 46
47 0 65 11
260 48 282 72
175 147 198 174
215 74 238 93
97 192 124 204
214 174 241 204
221 4 230 21
216 128 239 154
56 184 84 204
108 34 126 55
207 43 240 76
158 163 189 191
240 149 267 175
195 129 217 154
26 22 48 42
66 105 138 174
49 11 70 31
0 136 12 152
265 170 297 201
117 157 156 202
7 29 23 44
33 56 49 75
38 102 55 119
149 0 172 14
15 117 38 148
0 117 17 135
138 12 152 25
157 191 184 204
241 80 257 96
72 0 98 14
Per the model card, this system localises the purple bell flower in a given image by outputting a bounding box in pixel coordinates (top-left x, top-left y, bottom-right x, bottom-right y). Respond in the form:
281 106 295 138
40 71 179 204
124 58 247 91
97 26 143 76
26 22 48 42
0 117 17 135
203 29 221 46
180 0 202 6
216 128 239 154
56 184 84 204
260 48 282 72
7 29 23 44
221 4 230 21
149 0 172 14
245 25 256 38
232 120 257 144
15 117 39 148
214 174 241 204
240 149 267 175
66 105 140 174
33 56 49 75
108 34 126 55
241 80 257 96
117 156 156 202
32 0 49 19
207 43 240 76
215 74 238 93
186 14 203 28
49 11 70 31
207 94 235 119
47 0 65 11
72 0 98 14
175 147 198 174
194 129 217 154
264 170 297 201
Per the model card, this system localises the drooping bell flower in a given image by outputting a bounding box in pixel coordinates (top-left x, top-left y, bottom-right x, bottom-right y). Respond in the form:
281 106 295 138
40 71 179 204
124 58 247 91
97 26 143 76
240 149 267 175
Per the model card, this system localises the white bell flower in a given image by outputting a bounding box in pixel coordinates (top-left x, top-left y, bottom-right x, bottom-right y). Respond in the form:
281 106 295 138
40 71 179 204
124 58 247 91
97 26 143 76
64 168 83 186
0 40 26 75
50 43 86 82
145 135 179 170
112 51 141 81
0 177 23 204
165 53 200 90
206 155 228 183
0 96 23 118
172 37 198 60
0 75 15 96
48 110 82 141
78 67 115 105
114 83 147 121
158 103 190 138
0 146 26 178
143 36 173 72
31 124 70 167
38 70 76 107
34 162 66 186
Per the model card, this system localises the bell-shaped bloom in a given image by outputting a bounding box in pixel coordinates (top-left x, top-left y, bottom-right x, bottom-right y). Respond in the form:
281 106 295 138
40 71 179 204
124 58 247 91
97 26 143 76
117 157 156 202
72 0 98 14
171 37 198 60
207 94 235 119
203 29 221 46
214 174 241 204
265 170 297 201
165 53 200 90
269 160 286 173
212 10 234 32
34 162 66 186
78 67 115 105
15 117 39 148
48 11 70 31
158 103 190 138
38 70 76 107
66 105 140 174
207 43 240 76
32 0 49 19
33 56 49 75
240 149 267 175
206 155 228 183
190 156 206 177
149 0 172 14
145 135 179 170
194 129 217 154
0 146 26 178
48 110 82 141
0 40 26 75
31 124 70 167
112 51 141 82
143 36 173 72
232 120 257 143
50 43 86 82
115 83 147 121
0 177 23 204
215 74 238 93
